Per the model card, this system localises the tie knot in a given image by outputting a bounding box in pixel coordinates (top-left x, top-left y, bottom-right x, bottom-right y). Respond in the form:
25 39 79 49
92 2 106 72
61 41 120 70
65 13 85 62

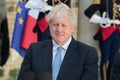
57 47 63 52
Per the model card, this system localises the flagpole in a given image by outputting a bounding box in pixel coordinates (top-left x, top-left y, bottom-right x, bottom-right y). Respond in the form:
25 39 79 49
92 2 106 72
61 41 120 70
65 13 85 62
52 0 55 6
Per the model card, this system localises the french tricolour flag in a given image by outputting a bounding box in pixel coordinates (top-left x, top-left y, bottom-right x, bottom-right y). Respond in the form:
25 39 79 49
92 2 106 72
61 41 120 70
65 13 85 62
21 9 39 49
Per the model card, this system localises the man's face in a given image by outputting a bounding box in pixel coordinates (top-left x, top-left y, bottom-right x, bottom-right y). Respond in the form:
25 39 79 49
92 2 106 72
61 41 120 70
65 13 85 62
49 16 74 45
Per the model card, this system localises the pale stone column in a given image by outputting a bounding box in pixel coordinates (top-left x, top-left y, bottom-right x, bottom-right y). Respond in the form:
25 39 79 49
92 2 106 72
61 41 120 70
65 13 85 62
71 0 79 39
77 0 100 61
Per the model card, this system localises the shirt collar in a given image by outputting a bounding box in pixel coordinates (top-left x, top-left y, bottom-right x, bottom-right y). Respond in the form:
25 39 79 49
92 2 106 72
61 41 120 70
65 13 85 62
53 37 72 50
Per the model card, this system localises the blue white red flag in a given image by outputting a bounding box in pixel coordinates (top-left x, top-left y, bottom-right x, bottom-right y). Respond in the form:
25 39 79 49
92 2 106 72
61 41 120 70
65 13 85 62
11 1 28 57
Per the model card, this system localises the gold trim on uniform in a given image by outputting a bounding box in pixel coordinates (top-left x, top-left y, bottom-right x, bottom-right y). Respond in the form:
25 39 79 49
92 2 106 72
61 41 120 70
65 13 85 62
92 0 100 4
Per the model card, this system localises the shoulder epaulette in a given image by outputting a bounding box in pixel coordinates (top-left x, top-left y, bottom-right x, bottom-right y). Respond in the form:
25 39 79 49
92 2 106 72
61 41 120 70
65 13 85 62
92 0 100 4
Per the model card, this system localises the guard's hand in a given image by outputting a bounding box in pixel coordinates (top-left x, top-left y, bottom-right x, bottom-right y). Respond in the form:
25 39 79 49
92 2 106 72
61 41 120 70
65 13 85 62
100 18 111 28
100 12 111 28
25 0 45 10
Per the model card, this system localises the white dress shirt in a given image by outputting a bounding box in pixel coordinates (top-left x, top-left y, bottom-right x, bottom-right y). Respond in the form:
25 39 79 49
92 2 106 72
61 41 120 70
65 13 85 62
52 37 72 65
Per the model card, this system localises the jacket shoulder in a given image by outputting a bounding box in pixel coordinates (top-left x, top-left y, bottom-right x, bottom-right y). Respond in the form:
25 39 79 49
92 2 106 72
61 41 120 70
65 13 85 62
29 39 52 48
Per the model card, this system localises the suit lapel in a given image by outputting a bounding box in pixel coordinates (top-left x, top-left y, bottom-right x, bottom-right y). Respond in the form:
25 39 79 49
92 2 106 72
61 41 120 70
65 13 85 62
41 40 53 73
39 39 80 78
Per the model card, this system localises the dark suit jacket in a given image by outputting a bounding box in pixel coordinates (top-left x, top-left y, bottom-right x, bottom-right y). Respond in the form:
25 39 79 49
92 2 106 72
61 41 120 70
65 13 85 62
110 52 120 80
17 38 98 80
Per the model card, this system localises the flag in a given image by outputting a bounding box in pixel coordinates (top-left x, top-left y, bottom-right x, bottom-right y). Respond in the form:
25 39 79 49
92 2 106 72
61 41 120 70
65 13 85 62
11 1 28 57
21 9 39 49
21 0 52 49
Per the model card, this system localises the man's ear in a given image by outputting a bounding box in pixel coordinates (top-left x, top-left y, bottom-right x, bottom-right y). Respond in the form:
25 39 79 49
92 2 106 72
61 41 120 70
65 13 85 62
70 24 75 33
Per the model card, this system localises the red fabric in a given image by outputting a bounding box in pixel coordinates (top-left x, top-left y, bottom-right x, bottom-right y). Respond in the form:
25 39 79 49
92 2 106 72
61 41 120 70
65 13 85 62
98 26 120 41
117 25 120 32
21 15 37 49
37 17 49 33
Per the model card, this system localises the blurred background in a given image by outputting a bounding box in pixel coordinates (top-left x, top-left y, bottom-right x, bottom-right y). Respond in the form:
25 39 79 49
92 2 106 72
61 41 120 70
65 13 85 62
0 0 100 80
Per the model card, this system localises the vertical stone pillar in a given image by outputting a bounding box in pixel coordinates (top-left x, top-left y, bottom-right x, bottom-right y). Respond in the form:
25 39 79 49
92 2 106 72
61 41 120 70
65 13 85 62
77 0 100 60
71 0 79 39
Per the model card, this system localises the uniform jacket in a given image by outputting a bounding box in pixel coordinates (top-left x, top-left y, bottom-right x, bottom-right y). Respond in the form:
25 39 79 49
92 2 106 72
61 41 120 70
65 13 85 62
0 18 9 66
84 0 120 41
0 0 9 66
17 38 98 80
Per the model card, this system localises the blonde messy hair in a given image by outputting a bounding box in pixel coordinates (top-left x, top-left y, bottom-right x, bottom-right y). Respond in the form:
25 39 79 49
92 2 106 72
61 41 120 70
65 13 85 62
46 3 77 27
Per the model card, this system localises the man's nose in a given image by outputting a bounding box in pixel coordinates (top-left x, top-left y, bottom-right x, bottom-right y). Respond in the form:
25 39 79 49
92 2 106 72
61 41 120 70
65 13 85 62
56 25 62 31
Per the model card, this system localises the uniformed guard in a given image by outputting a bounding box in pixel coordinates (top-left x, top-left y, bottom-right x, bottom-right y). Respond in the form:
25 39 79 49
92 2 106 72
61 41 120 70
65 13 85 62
84 0 120 80
0 0 9 66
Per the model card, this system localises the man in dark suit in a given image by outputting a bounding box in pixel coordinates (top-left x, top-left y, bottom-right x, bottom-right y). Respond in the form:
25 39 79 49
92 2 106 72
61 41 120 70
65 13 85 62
17 3 98 80
110 51 120 80
84 0 120 80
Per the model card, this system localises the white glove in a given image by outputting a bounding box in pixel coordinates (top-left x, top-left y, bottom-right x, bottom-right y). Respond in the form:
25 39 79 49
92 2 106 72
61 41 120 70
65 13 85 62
25 0 52 12
100 12 111 28
40 4 52 12
89 14 102 24
89 12 111 28
25 0 45 10
100 17 111 28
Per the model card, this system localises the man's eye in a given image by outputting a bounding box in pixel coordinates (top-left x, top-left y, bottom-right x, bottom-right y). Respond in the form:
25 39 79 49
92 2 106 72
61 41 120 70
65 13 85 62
53 24 59 27
62 25 67 28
